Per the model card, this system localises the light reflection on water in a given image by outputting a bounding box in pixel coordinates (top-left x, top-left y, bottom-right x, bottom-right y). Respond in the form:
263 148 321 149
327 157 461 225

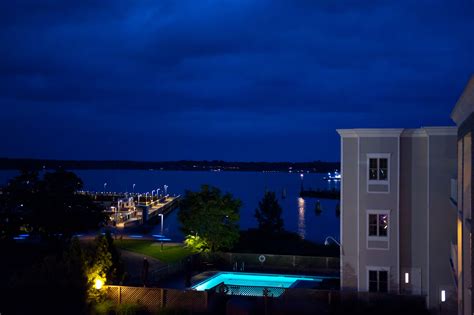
298 197 306 239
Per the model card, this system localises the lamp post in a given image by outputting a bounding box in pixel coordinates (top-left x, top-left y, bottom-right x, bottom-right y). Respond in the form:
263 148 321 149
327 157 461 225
300 174 304 192
104 182 107 193
324 236 341 246
117 200 122 222
157 188 161 198
145 192 149 204
158 213 164 235
151 190 156 201
138 194 141 204
158 213 164 250
132 183 136 193
164 185 168 195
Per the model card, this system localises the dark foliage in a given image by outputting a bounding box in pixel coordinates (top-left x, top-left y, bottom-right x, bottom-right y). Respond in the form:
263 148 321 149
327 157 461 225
178 185 241 251
0 169 106 240
254 191 284 233
233 229 339 257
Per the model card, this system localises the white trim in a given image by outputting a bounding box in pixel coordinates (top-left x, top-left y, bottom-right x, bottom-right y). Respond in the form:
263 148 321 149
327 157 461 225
337 129 403 138
338 127 457 138
401 129 428 138
397 134 400 294
337 129 358 138
340 135 344 288
366 266 391 292
357 136 360 291
422 127 457 136
366 209 391 250
427 134 430 307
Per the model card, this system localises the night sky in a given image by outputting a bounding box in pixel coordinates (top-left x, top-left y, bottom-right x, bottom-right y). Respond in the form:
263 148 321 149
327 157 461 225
1 1 473 162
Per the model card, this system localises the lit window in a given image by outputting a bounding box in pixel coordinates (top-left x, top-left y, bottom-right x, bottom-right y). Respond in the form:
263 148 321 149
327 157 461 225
405 272 409 284
441 290 446 302
368 157 389 181
368 213 389 237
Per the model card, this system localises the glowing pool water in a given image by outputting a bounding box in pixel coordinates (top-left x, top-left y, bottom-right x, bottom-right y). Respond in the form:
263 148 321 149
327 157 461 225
192 272 328 296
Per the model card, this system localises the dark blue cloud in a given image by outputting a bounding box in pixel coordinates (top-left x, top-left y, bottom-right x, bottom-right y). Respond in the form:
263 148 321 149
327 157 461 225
0 0 473 161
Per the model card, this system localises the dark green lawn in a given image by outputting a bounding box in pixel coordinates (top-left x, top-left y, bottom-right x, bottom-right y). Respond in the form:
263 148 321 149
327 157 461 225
115 240 195 263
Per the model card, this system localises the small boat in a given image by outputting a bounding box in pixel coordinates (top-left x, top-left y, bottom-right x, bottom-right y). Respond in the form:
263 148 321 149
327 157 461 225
323 171 341 181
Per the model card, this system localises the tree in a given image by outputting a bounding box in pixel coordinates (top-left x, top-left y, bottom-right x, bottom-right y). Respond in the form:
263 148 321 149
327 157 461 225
178 185 241 252
0 169 39 240
85 235 113 302
254 191 284 233
0 169 106 240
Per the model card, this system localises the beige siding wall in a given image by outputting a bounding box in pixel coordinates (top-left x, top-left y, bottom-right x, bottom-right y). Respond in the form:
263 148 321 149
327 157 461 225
399 136 428 296
341 137 359 290
358 137 400 292
428 135 457 308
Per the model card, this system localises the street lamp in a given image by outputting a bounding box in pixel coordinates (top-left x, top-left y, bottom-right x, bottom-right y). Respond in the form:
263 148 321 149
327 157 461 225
117 200 122 222
132 183 136 193
164 185 168 195
104 182 107 192
145 192 149 204
324 236 341 247
157 188 161 198
138 194 142 204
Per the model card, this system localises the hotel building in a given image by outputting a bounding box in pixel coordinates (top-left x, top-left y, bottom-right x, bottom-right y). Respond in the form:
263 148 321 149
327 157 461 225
337 126 457 312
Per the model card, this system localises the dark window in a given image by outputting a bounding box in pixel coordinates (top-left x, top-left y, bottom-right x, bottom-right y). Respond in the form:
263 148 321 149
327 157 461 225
369 214 378 236
368 157 388 181
369 270 378 292
379 271 388 292
368 270 389 293
369 158 378 180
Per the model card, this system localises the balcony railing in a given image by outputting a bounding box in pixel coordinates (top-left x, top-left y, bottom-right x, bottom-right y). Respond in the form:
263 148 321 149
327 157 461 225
450 178 458 207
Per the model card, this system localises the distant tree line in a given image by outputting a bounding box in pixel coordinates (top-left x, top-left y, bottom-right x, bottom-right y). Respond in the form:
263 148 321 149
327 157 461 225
0 157 340 173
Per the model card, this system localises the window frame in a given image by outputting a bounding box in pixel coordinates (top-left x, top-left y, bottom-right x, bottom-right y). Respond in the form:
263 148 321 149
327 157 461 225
367 266 390 293
367 153 390 186
367 209 390 242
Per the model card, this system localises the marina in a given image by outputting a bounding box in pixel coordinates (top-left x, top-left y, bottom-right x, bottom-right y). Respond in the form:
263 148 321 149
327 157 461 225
77 191 180 229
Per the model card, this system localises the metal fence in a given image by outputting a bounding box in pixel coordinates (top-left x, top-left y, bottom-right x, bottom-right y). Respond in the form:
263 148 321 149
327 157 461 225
206 252 339 275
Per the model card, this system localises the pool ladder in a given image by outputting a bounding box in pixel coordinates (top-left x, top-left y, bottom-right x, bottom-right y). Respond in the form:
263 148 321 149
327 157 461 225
233 262 245 271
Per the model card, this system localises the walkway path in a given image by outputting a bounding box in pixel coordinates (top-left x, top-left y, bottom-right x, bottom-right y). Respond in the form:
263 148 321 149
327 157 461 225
119 249 166 286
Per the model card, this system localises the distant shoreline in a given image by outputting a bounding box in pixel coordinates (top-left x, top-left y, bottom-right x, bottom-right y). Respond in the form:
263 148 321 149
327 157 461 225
0 158 340 173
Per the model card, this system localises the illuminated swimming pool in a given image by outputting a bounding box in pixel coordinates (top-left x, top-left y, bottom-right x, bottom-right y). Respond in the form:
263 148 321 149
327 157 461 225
192 272 327 296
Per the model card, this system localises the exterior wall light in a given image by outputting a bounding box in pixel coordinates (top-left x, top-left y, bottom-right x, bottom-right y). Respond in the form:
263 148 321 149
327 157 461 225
94 278 104 290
